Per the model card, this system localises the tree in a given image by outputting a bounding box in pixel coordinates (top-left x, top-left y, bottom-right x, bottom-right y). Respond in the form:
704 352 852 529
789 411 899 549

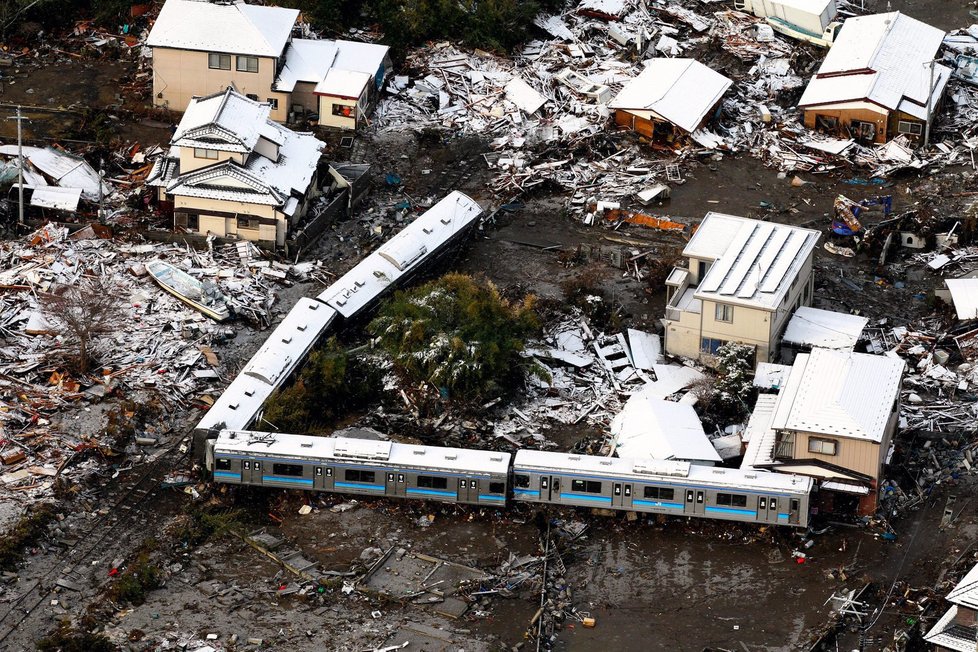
712 342 756 420
42 275 126 375
368 273 543 402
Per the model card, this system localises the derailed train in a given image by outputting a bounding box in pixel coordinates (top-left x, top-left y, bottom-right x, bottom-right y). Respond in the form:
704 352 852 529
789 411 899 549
194 190 815 530
205 430 813 528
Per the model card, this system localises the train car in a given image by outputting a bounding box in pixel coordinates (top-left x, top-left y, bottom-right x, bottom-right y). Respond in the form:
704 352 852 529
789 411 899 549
512 450 812 527
317 190 483 319
193 298 337 451
207 429 512 507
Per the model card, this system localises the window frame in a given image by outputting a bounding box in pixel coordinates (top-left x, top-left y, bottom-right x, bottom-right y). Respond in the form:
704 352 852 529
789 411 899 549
267 97 279 110
716 493 748 508
897 120 923 136
514 474 530 488
194 148 218 160
700 337 727 355
236 55 259 73
207 53 231 70
714 303 734 323
571 479 602 494
272 463 303 477
643 486 675 500
236 217 260 231
332 103 355 118
808 437 839 456
488 481 505 494
417 475 448 490
215 458 231 471
345 469 376 484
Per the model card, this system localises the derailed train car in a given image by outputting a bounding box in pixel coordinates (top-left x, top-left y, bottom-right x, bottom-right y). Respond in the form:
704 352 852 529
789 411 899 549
205 430 813 528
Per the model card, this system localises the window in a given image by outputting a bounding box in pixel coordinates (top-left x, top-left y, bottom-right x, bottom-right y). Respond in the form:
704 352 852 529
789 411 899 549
814 115 838 132
851 120 876 142
514 474 530 488
194 148 218 160
216 459 231 471
332 103 355 118
489 482 505 494
267 98 279 110
417 475 448 490
715 304 734 323
643 486 675 500
236 55 258 73
246 93 259 101
272 463 303 477
345 469 376 483
716 493 748 507
208 53 230 70
808 437 838 455
769 499 777 511
700 337 727 355
571 479 602 493
897 120 923 136
237 217 260 230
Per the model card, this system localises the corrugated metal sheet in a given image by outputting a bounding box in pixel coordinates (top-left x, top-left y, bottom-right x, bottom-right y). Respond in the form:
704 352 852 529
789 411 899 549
782 306 868 349
946 278 978 320
29 186 81 211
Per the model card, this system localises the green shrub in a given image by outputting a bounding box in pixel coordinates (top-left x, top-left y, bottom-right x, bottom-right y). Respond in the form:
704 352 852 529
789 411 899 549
37 620 115 652
106 542 162 606
0 503 58 572
368 273 543 402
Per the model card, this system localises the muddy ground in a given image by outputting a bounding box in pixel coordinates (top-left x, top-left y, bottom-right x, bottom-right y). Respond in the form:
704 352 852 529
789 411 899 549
3 0 978 649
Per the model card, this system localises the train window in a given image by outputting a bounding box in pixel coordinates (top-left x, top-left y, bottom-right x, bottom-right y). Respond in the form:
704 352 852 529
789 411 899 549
325 468 333 477
460 480 468 488
514 474 530 488
272 463 303 477
644 487 675 500
398 474 405 483
417 475 448 490
315 468 323 477
717 493 748 507
243 461 251 470
345 469 376 483
571 479 602 494
388 473 395 481
790 499 800 512
216 459 231 471
254 462 261 470
770 499 777 511
686 490 694 502
759 498 766 509
489 482 505 494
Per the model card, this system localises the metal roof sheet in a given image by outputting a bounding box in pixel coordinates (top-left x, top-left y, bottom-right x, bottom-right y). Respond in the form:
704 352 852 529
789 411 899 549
688 213 820 311
30 186 81 211
610 58 731 133
777 348 904 443
0 145 109 201
147 0 297 57
611 394 721 463
782 306 868 349
946 278 978 320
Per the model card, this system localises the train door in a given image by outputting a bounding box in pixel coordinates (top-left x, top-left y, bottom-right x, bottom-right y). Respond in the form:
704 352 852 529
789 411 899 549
242 460 262 485
685 488 704 515
458 478 476 503
386 472 406 498
612 483 633 509
760 496 781 524
789 498 801 525
315 466 334 491
540 475 553 502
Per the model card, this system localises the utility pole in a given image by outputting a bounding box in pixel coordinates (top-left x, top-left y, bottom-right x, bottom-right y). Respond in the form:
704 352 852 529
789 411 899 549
7 106 28 227
924 59 936 148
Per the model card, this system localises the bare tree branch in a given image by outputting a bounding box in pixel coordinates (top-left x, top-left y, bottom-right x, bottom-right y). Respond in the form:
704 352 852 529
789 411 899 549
41 275 127 375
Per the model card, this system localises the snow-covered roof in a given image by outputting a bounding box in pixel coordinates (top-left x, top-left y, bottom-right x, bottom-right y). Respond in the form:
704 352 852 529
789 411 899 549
315 69 371 99
167 117 323 208
611 394 722 464
274 39 338 93
948 563 978 609
770 348 904 443
30 186 82 211
946 278 978 320
798 12 951 119
782 306 868 350
318 191 483 318
610 58 732 133
173 88 271 153
147 0 297 57
686 213 820 311
333 40 389 78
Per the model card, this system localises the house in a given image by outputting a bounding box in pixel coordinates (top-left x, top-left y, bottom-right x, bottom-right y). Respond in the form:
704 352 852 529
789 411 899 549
780 306 868 363
743 347 904 515
147 87 325 247
146 0 391 129
661 212 820 364
925 561 978 651
798 12 951 144
611 392 722 465
609 58 731 143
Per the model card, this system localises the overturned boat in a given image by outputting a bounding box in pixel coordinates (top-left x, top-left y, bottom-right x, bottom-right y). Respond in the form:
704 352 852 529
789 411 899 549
146 260 231 321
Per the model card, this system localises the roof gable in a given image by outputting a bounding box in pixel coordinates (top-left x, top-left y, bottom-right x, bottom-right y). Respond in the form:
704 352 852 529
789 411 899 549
173 88 271 153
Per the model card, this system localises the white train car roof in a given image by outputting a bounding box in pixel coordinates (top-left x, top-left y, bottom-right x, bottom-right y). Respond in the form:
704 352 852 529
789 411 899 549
196 298 337 432
318 191 483 318
513 450 812 493
215 430 512 475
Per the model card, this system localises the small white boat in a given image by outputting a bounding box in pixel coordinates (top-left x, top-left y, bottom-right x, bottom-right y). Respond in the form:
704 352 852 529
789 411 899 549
145 260 231 321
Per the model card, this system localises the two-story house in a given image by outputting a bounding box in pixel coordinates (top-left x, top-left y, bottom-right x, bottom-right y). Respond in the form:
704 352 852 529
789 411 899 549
146 87 324 247
147 0 391 129
662 213 820 364
743 347 904 515
926 561 978 651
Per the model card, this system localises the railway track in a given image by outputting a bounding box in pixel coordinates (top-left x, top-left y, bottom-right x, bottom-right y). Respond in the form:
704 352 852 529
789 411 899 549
0 440 191 646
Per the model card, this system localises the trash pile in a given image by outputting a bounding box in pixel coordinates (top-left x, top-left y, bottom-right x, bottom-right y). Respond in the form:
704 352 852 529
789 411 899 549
0 225 315 499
